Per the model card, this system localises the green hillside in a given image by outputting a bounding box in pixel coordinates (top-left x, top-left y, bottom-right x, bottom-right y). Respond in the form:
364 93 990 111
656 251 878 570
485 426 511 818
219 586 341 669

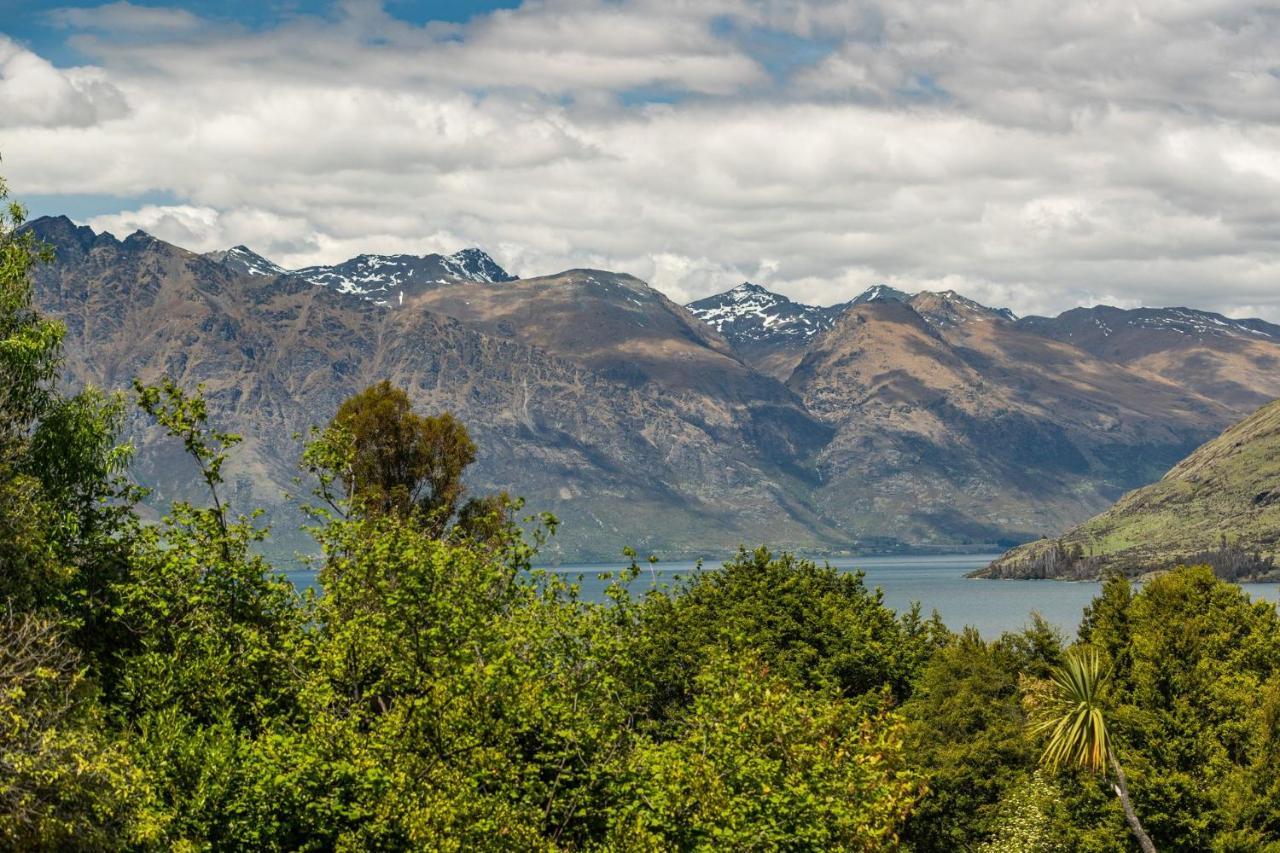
977 398 1280 580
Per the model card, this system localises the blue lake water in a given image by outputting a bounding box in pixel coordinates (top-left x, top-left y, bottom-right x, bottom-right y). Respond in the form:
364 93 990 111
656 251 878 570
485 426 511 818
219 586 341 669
285 552 1280 639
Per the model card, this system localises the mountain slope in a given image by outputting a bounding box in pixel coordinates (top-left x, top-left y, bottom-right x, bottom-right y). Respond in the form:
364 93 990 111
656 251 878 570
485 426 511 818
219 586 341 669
204 245 287 278
908 290 1017 328
292 248 515 300
685 283 849 379
975 399 1280 580
404 270 835 471
25 214 1280 560
788 298 1236 549
1017 305 1280 408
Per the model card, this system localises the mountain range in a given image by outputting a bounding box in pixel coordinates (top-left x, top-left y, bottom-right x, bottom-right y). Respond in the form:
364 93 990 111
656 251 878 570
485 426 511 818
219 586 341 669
24 214 1280 562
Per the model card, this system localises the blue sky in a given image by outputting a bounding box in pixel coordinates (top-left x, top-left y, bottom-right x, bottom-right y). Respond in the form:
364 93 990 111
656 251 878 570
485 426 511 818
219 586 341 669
6 1 523 60
2 1 1280 319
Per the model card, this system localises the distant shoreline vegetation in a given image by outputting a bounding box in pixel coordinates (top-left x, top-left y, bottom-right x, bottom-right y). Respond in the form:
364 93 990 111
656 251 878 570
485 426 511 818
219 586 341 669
976 534 1279 583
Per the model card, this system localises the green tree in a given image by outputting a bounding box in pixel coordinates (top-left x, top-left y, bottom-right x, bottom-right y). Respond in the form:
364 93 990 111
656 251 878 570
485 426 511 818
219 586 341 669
0 173 64 610
0 173 136 619
109 381 305 846
901 617 1064 851
1077 566 1280 850
0 174 59 457
610 651 924 850
241 507 642 850
635 547 945 723
0 609 149 851
313 380 476 533
1027 647 1156 853
978 770 1070 853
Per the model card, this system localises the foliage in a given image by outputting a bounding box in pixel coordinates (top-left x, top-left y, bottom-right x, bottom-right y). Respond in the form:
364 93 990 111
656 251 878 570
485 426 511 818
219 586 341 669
0 179 136 623
1025 646 1157 852
900 617 1062 851
635 547 946 723
0 176 60 457
1074 566 1280 850
308 379 476 532
977 770 1070 853
1026 647 1112 772
611 651 923 851
0 609 148 851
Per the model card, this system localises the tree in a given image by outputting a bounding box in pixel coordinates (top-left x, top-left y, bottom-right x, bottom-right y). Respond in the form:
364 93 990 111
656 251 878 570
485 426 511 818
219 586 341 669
0 173 60 459
0 172 64 610
610 651 924 850
901 618 1065 851
0 609 148 849
0 173 136 618
1077 566 1280 849
977 771 1070 853
1027 647 1156 853
635 547 946 723
312 381 476 533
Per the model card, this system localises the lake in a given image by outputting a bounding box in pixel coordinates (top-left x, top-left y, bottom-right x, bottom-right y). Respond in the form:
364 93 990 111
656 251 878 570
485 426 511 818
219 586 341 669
285 552 1280 639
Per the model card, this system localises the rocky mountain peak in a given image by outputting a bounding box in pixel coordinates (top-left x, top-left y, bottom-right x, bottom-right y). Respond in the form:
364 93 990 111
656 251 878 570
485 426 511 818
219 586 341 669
200 243 516 305
446 247 517 283
27 212 1280 561
1025 305 1280 344
20 215 103 262
686 282 842 346
121 229 164 251
726 281 774 298
206 245 289 278
909 290 1017 327
851 284 911 304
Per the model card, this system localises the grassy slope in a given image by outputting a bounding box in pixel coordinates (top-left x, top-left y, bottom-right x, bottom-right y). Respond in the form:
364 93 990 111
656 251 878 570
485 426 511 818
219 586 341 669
976 398 1280 579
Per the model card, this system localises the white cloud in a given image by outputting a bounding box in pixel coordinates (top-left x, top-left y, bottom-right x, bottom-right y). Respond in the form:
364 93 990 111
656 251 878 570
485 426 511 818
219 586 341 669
6 0 1280 321
0 36 127 128
48 1 203 34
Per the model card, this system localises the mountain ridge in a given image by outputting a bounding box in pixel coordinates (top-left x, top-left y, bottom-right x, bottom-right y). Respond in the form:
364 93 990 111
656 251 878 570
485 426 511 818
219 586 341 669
22 214 1280 562
23 216 844 562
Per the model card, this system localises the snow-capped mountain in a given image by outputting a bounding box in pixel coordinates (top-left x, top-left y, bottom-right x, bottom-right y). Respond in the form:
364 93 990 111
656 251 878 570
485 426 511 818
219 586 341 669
685 282 848 347
292 249 516 300
205 245 288 278
205 245 516 305
1018 305 1280 344
687 281 1023 377
685 281 939 349
851 284 911 305
25 212 1280 562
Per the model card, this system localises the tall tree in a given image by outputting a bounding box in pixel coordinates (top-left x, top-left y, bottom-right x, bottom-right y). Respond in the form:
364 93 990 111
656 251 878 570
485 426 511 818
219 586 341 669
316 380 476 533
1027 647 1156 853
0 172 60 458
0 171 134 615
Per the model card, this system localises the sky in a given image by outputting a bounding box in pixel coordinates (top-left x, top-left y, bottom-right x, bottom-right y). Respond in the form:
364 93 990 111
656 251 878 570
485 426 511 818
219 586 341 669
2 1 1279 319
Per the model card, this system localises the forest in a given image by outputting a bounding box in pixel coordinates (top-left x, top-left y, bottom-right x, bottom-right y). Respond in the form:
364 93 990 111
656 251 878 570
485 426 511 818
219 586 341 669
3 178 1280 851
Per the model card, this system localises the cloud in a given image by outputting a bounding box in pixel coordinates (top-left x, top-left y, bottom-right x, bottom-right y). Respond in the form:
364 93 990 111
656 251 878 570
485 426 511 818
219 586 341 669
791 0 1280 128
48 1 203 34
0 36 127 128
5 0 1280 321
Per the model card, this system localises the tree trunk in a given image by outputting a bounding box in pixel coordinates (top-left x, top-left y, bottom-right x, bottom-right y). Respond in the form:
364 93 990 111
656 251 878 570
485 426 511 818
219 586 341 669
1109 753 1156 853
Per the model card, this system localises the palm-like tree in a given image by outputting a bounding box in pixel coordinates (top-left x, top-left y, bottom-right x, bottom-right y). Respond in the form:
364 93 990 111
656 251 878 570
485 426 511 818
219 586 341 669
1028 647 1156 853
